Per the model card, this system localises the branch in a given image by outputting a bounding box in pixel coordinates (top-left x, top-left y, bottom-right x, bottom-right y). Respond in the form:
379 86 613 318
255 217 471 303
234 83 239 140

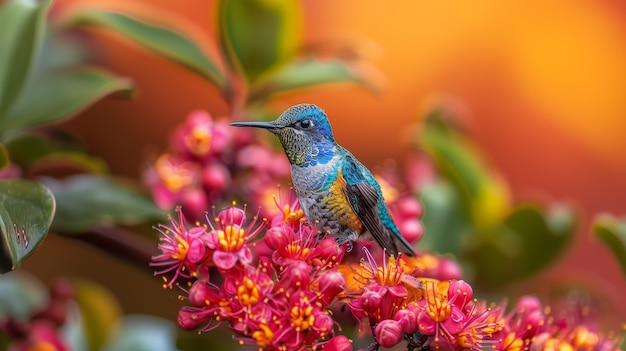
67 226 156 269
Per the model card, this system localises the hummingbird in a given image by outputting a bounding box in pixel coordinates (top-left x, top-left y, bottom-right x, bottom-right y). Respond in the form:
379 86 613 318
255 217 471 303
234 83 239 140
231 104 415 257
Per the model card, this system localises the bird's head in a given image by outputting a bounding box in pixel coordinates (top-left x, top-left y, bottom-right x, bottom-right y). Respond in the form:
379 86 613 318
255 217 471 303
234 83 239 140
231 104 336 165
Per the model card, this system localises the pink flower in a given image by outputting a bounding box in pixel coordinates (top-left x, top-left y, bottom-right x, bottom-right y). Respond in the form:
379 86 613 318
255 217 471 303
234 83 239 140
170 110 230 159
148 153 199 208
348 249 416 327
205 205 265 271
151 208 211 287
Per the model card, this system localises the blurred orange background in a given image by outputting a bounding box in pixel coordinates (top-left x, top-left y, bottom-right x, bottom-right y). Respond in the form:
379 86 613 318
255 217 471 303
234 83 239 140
27 0 626 321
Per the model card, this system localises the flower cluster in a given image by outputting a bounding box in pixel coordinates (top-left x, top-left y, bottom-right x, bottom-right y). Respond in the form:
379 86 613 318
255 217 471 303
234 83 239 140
144 110 290 220
152 196 349 350
493 296 623 351
344 250 502 350
0 278 74 351
152 190 623 351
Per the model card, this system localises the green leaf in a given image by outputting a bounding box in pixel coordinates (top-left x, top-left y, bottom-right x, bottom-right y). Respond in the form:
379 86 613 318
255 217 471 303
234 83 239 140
42 174 165 234
102 315 179 351
0 271 48 321
248 58 384 104
219 0 302 83
468 205 576 289
593 214 626 276
73 279 122 351
0 67 133 135
68 9 225 91
419 180 471 255
0 179 55 273
4 130 90 169
0 144 8 170
420 113 511 230
0 0 51 116
4 133 54 167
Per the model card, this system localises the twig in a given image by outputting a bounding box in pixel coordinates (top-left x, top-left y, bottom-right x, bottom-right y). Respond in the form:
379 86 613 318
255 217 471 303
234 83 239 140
67 226 156 270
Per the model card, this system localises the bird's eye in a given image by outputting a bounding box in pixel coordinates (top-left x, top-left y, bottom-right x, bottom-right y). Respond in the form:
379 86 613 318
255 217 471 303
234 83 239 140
299 119 312 129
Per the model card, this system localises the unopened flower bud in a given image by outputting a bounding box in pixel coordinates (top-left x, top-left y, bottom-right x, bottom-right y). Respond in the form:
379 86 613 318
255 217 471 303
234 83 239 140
279 261 311 289
264 225 290 250
188 281 214 307
399 219 424 243
448 280 473 309
181 189 208 220
436 257 463 281
312 311 334 337
177 308 200 331
322 335 353 351
316 270 346 305
515 295 542 314
202 163 231 192
311 238 344 267
217 206 245 227
375 319 404 348
394 308 418 334
362 291 383 317
395 197 423 218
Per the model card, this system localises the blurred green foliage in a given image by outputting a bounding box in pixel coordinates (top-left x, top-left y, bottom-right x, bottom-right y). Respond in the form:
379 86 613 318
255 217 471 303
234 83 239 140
0 0 159 273
593 214 626 277
68 0 382 112
418 110 577 291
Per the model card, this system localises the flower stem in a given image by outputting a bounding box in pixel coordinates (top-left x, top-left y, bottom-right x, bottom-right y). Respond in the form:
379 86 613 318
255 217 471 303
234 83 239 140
70 226 156 269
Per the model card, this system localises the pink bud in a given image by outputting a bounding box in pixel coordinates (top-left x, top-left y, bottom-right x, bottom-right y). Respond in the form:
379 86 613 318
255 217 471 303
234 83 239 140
181 189 208 221
177 308 200 331
312 311 334 336
375 319 404 348
188 281 215 307
395 197 423 218
202 163 231 191
399 219 424 243
322 335 353 351
394 308 418 334
311 238 345 267
316 270 346 305
436 258 463 281
515 295 542 314
447 280 473 309
279 261 311 289
217 206 245 227
264 225 290 250
236 145 272 170
361 291 383 317
518 310 546 339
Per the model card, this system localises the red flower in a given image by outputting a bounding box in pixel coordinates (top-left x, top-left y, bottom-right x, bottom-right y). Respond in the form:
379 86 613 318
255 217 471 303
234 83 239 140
151 208 211 287
205 205 265 271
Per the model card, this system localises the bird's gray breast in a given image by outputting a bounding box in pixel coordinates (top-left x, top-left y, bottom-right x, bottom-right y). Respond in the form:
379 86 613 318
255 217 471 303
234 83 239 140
289 155 355 238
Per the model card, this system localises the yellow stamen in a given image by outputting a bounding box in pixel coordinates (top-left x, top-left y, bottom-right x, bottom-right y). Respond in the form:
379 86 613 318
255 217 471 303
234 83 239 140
237 277 260 305
217 225 246 251
155 154 195 191
252 324 274 347
171 236 190 260
185 124 212 155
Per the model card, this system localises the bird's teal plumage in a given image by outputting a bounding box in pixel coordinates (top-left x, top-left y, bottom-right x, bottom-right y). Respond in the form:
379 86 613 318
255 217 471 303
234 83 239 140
230 104 415 257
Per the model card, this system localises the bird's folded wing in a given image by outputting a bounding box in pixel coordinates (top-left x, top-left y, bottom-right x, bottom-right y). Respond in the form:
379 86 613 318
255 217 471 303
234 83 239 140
341 156 398 256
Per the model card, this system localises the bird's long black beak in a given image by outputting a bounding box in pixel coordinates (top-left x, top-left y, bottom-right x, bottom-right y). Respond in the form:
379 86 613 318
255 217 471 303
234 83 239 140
230 121 281 130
